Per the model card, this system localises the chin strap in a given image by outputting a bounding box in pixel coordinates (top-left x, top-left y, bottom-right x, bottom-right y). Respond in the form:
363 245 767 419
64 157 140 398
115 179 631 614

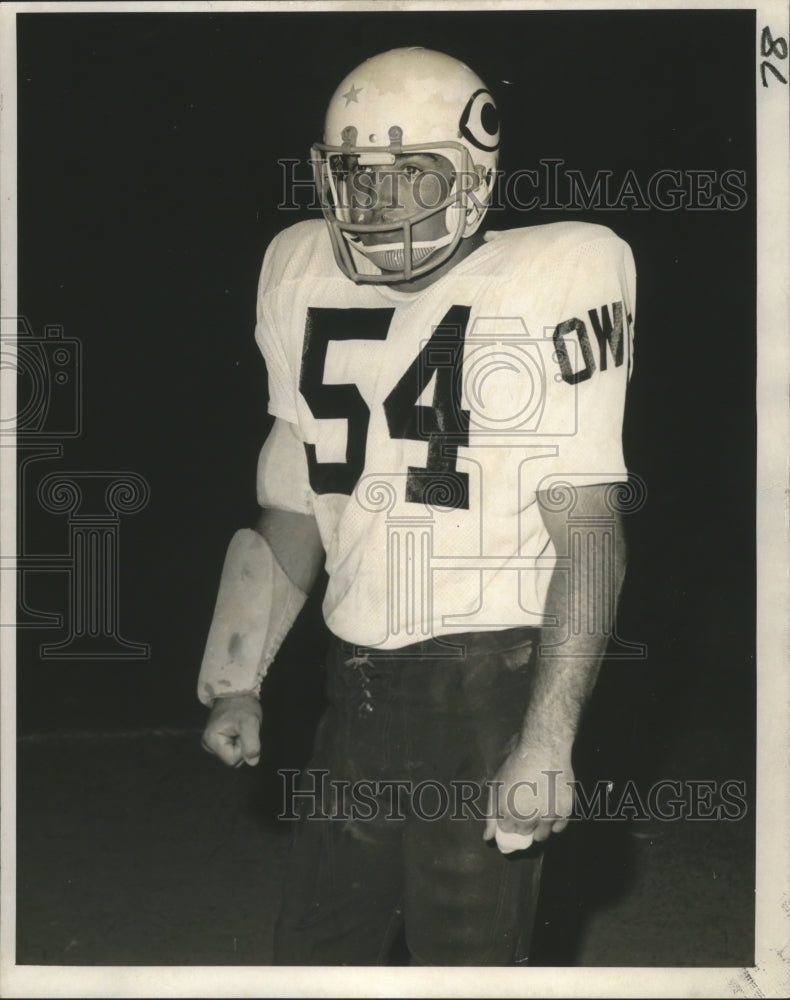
198 529 307 707
345 231 453 272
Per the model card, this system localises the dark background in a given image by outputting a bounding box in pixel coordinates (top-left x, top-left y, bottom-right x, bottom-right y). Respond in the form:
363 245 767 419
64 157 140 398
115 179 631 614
14 8 756 966
16 7 756 743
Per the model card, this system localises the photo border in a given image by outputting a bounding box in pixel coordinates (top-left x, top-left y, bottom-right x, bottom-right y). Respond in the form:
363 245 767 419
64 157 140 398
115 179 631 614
1 1 787 996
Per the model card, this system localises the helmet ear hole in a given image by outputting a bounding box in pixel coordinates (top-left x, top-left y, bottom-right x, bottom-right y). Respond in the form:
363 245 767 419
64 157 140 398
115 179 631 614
471 164 488 198
473 164 496 193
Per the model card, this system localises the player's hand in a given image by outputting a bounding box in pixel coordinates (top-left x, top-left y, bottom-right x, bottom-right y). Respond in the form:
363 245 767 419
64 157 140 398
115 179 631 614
483 743 575 852
201 693 262 768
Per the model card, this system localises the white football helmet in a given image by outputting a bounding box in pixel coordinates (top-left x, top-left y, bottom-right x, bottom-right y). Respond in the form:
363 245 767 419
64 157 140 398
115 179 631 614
311 47 500 284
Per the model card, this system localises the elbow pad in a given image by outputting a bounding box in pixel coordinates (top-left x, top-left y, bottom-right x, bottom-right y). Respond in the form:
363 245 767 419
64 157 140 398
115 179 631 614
198 529 307 707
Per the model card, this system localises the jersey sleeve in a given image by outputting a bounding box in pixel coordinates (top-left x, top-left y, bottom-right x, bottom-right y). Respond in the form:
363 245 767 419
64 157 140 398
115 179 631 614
256 418 315 516
534 231 636 488
254 235 300 424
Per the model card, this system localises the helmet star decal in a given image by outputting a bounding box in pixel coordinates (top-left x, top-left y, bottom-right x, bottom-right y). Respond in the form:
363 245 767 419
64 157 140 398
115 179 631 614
341 84 363 106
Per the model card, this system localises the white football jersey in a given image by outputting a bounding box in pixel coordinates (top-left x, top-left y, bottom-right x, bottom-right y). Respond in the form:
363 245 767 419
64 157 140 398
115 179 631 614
256 219 636 649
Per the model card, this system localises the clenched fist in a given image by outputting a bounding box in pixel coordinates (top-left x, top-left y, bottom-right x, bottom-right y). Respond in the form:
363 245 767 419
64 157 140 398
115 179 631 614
201 693 262 768
484 743 574 852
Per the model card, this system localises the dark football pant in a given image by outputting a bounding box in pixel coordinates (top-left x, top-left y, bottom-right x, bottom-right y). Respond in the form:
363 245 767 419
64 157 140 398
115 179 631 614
273 627 544 966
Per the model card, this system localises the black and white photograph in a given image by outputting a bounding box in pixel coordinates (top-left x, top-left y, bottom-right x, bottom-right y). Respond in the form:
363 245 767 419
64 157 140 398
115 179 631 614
0 1 788 996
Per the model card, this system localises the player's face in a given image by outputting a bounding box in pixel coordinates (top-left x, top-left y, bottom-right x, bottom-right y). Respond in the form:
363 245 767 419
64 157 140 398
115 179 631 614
345 153 456 246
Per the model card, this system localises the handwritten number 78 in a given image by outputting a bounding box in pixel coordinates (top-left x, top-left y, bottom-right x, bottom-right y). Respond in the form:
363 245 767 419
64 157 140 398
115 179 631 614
761 26 788 87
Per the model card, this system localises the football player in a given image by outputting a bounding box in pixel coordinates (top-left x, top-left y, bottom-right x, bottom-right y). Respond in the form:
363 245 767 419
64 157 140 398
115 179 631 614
199 47 635 966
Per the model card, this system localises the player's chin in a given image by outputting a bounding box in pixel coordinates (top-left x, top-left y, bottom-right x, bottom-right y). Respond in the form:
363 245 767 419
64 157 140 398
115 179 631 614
356 231 402 247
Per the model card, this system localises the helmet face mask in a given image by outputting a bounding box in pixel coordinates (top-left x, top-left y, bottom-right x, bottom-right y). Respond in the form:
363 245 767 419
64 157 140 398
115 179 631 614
312 48 500 285
312 140 490 282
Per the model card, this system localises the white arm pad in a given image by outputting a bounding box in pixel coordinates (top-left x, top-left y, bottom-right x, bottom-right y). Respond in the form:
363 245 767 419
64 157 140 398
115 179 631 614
197 529 307 707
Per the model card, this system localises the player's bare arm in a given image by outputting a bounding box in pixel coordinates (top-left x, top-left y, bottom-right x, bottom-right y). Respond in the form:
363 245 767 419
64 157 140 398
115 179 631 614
254 507 324 596
485 483 627 846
